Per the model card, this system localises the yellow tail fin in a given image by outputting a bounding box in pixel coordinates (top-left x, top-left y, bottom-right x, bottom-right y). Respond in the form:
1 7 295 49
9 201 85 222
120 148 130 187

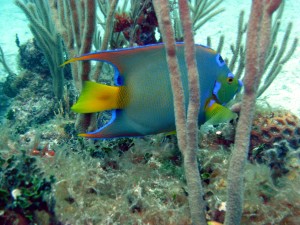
71 81 125 113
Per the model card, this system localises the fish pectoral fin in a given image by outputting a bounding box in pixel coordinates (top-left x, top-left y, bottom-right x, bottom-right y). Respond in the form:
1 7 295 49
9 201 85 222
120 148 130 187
166 130 176 135
71 81 127 113
204 99 237 125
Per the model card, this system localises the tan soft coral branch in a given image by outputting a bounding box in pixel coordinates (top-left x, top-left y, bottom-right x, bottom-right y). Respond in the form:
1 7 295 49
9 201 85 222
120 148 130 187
153 0 206 224
224 1 282 224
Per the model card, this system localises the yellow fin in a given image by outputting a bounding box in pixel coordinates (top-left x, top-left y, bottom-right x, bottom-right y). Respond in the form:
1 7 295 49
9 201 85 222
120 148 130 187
166 130 176 135
60 58 79 67
71 81 127 113
78 133 99 138
205 99 237 125
207 222 223 225
60 54 102 67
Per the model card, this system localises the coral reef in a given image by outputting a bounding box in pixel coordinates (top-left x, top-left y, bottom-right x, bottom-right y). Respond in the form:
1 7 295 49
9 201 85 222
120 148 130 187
250 109 300 150
43 138 191 225
1 42 76 137
199 107 300 156
0 151 56 224
252 141 294 181
198 147 300 225
2 134 289 225
0 81 12 123
3 70 56 135
18 38 50 75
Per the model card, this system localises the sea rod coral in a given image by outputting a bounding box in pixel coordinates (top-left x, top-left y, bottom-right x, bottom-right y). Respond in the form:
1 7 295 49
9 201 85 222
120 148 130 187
153 0 206 224
225 0 283 224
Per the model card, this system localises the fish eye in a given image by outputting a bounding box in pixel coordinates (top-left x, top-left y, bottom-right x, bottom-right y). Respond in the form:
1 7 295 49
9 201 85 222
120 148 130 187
227 73 234 84
227 77 233 83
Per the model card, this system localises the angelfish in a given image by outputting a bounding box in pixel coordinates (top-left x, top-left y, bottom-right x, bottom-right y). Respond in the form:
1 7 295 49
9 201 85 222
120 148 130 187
63 43 242 138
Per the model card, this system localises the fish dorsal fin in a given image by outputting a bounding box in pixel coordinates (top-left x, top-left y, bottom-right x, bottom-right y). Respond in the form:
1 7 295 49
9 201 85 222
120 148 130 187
61 43 214 74
61 44 168 74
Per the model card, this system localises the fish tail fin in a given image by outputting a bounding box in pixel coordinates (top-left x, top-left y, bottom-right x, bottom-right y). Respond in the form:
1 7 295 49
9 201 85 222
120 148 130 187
71 81 127 113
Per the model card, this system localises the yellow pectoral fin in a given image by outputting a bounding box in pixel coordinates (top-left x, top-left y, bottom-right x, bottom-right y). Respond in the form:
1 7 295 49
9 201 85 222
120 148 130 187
71 81 128 113
166 130 176 135
205 99 237 125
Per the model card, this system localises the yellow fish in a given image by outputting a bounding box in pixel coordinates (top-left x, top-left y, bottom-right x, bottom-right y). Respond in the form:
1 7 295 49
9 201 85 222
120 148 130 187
63 43 242 138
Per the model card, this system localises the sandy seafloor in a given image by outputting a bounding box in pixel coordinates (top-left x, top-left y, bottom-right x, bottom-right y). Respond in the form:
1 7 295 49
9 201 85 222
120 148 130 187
0 0 299 114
